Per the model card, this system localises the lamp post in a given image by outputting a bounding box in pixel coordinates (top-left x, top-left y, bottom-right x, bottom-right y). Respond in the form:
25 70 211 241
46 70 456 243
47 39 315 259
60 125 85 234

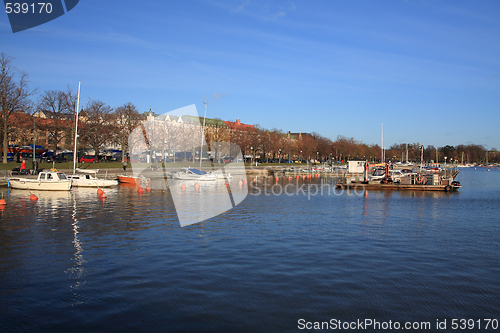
199 101 208 169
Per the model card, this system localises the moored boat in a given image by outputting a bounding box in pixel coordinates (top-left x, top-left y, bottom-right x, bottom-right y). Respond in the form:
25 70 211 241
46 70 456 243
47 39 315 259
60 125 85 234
9 170 72 191
171 167 217 181
117 174 150 187
69 169 118 187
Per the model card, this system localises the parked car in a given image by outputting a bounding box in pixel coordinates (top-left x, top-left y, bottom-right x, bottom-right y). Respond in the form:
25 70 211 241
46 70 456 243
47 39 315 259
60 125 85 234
19 152 43 163
46 155 68 163
79 155 98 163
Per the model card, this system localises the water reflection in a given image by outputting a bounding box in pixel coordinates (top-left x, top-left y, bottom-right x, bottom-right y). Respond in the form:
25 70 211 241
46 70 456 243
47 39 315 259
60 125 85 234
67 194 85 305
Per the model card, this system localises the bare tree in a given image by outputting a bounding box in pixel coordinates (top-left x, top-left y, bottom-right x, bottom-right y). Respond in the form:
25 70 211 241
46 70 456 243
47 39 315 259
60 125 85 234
0 53 35 163
37 89 75 151
79 100 114 158
113 103 143 162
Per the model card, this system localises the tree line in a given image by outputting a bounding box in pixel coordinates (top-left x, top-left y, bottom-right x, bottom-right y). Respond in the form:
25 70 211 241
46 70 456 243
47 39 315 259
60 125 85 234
1 52 497 165
0 53 143 163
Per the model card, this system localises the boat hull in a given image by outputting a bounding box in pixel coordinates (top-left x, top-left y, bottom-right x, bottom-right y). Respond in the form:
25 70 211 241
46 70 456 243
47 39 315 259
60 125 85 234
9 179 72 191
171 174 217 181
117 175 150 187
71 179 118 187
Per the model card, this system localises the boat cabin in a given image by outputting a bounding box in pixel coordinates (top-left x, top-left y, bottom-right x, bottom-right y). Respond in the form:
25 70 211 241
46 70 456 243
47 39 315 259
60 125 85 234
38 171 68 181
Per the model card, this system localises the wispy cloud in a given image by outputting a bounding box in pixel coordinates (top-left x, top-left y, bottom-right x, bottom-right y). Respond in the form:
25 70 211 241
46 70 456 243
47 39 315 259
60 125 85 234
210 0 293 21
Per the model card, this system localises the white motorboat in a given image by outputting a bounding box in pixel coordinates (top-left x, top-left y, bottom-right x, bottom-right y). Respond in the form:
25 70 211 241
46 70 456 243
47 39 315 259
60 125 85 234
171 167 217 181
69 169 118 187
9 170 72 191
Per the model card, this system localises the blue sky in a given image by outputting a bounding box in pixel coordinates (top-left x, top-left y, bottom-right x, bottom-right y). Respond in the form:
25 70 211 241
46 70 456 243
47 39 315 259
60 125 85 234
2 0 499 149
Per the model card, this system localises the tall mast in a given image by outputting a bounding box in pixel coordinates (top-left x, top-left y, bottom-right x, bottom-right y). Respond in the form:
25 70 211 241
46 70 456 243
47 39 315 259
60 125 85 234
72 81 81 175
381 123 384 163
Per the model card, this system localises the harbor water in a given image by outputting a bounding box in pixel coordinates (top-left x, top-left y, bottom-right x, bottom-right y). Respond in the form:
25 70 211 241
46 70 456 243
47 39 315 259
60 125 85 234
0 167 499 332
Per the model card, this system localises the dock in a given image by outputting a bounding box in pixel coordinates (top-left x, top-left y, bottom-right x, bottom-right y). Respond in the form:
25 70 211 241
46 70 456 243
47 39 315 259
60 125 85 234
336 182 458 192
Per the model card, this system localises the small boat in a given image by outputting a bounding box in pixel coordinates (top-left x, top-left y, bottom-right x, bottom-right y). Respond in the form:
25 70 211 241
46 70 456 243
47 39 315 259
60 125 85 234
171 167 217 181
117 174 150 187
69 169 118 187
9 170 72 191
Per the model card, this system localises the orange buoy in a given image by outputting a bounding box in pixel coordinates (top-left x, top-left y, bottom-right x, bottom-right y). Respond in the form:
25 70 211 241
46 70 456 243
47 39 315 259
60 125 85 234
225 181 229 187
30 194 38 201
146 186 151 192
296 175 299 179
138 187 144 195
239 180 243 187
97 188 104 196
243 178 247 184
181 184 186 191
0 199 6 205
275 176 279 182
253 177 257 182
194 182 200 189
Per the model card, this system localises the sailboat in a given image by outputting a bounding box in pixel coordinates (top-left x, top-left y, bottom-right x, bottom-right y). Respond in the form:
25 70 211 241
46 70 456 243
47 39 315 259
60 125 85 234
68 82 118 188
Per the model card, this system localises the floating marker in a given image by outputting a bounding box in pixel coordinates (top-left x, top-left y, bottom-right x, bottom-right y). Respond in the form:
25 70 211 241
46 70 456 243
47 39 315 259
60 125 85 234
97 188 104 196
138 187 144 195
30 194 38 201
181 184 186 191
0 199 6 205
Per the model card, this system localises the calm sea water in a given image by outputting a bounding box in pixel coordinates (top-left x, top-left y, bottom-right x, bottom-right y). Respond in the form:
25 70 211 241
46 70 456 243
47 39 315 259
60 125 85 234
0 168 499 332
